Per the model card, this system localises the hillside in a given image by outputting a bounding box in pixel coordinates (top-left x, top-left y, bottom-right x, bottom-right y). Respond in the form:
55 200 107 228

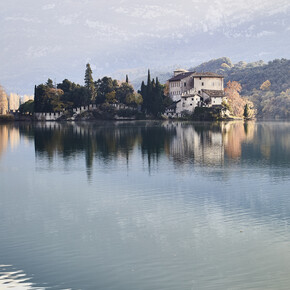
132 57 290 96
132 57 290 119
193 58 289 96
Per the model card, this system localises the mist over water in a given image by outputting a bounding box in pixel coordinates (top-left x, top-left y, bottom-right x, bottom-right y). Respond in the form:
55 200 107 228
1 121 290 290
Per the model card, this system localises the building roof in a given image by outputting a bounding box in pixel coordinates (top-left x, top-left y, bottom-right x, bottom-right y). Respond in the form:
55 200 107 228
168 72 194 82
192 72 223 78
202 89 225 98
181 93 201 98
168 71 223 82
166 100 180 110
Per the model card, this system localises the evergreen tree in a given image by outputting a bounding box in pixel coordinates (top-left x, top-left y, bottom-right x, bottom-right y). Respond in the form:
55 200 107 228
84 63 96 103
152 77 164 116
146 70 152 113
46 78 54 88
147 69 151 88
126 75 129 83
243 103 250 119
138 70 171 117
140 81 147 112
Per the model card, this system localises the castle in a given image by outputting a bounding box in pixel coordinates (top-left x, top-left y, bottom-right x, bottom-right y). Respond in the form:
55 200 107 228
165 69 226 117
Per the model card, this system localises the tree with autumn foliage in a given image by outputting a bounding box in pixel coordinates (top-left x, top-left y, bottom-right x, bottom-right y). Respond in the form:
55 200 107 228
260 80 271 91
0 85 8 115
225 81 255 118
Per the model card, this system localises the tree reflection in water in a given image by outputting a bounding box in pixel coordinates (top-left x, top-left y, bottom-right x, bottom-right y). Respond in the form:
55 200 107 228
3 121 290 177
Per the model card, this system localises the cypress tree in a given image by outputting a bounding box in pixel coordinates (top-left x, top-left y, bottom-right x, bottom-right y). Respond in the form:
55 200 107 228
147 69 151 88
155 77 164 115
140 81 147 112
146 70 152 114
243 103 250 119
126 75 129 83
84 63 96 103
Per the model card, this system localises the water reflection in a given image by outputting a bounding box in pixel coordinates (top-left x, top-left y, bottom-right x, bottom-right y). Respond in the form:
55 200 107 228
0 125 9 159
0 124 21 159
1 121 290 171
1 121 290 290
13 121 289 171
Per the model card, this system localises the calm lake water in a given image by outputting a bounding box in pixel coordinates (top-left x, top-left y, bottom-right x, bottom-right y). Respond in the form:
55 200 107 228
1 121 290 290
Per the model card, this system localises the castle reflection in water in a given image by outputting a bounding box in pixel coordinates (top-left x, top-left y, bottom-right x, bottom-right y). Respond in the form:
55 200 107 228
1 121 290 173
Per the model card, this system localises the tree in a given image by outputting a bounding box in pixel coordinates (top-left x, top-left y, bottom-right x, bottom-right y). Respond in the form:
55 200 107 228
140 81 147 112
125 93 143 107
151 77 164 116
71 86 89 107
260 80 271 91
145 69 152 113
243 104 249 119
95 77 118 104
138 71 170 116
0 85 8 115
225 81 245 117
163 81 169 97
8 93 20 111
116 82 134 104
126 75 129 83
19 100 34 114
46 78 54 88
34 81 67 112
84 63 96 103
261 89 290 119
105 91 117 104
57 79 75 93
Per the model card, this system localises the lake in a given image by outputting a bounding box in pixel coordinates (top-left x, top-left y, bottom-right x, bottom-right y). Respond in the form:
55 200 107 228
0 121 290 290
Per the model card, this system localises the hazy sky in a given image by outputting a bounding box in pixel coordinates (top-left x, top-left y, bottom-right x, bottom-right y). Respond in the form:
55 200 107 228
1 0 290 94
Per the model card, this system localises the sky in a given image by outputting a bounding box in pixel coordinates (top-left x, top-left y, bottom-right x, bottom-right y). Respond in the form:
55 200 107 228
0 0 290 95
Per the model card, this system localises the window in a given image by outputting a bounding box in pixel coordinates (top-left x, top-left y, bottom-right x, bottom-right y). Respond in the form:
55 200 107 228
199 77 202 80
191 98 194 101
190 104 192 106
198 90 201 94
202 82 204 86
184 82 186 87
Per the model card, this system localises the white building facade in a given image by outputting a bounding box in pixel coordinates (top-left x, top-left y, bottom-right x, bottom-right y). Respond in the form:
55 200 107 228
166 69 225 116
